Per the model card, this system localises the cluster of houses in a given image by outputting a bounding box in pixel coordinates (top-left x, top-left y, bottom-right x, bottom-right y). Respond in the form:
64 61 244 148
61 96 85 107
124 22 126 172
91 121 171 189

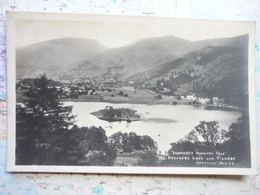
55 84 117 99
152 93 228 108
184 95 224 105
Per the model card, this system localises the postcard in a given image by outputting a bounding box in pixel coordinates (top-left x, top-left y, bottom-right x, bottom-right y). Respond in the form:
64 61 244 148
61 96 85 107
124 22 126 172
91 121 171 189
6 12 257 175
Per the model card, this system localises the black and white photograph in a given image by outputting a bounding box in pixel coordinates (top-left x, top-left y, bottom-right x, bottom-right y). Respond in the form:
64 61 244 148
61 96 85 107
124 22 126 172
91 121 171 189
7 12 257 175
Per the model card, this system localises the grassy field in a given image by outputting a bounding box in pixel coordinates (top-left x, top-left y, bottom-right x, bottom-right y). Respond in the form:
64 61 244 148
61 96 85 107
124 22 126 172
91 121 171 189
17 86 191 106
75 87 190 105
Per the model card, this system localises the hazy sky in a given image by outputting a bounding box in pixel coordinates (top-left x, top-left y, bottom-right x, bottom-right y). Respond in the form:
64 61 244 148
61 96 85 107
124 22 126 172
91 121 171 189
15 15 254 48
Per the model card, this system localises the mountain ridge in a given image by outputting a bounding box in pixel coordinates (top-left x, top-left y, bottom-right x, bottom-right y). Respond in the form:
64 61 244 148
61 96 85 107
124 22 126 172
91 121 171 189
16 34 248 84
16 37 107 80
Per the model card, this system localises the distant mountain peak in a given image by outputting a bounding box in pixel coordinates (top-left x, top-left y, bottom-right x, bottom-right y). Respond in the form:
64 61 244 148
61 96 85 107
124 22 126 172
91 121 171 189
16 34 248 83
16 37 107 80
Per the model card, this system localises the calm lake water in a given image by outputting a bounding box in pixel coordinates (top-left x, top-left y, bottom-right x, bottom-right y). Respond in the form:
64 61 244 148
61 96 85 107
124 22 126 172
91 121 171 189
64 102 241 153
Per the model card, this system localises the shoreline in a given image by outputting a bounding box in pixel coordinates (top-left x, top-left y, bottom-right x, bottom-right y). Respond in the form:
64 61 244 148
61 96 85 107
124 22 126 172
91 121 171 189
18 88 244 112
60 98 189 105
61 98 243 112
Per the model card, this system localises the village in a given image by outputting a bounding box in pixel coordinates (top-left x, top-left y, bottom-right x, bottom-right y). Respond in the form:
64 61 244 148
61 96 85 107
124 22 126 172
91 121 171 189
16 73 240 111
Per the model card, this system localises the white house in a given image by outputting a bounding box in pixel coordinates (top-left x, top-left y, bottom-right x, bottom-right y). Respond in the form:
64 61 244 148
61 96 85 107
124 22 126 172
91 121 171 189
198 97 210 105
186 95 196 101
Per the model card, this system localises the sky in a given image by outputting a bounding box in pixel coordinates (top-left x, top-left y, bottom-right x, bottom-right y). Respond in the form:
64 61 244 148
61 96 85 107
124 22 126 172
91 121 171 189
15 14 254 48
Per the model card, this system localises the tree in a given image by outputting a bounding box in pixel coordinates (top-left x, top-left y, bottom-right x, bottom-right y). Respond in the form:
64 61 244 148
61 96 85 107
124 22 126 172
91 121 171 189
225 114 249 142
109 132 139 153
109 132 128 153
70 87 79 99
76 126 117 166
16 75 118 166
186 121 225 147
109 132 157 154
166 115 251 167
16 75 75 165
135 150 158 166
222 113 251 166
128 132 142 151
109 132 158 166
23 74 74 131
140 135 158 153
166 120 226 163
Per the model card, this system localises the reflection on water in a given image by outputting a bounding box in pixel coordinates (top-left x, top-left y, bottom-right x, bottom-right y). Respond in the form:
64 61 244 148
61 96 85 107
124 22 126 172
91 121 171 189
143 118 177 123
64 102 241 153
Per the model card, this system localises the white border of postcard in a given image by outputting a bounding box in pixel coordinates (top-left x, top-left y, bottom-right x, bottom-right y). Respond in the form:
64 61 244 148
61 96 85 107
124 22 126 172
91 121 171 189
6 11 257 175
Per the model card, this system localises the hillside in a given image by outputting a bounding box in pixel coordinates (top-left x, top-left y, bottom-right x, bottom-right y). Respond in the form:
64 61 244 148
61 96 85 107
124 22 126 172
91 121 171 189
16 37 107 80
126 37 248 107
70 35 248 80
16 34 249 107
67 35 192 80
16 34 249 106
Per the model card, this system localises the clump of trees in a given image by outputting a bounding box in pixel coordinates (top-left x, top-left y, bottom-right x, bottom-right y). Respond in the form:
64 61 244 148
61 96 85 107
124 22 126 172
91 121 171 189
16 75 74 164
222 114 251 166
118 91 128 97
70 126 117 166
109 132 158 166
184 121 226 149
110 132 157 153
165 114 251 167
16 75 158 166
16 75 116 165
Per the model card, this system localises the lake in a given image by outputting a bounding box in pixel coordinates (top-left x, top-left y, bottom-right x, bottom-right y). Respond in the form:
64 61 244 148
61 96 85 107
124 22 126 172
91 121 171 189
64 102 241 153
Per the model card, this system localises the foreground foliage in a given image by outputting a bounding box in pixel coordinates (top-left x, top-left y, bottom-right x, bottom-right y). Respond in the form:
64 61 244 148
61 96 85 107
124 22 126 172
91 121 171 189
164 114 251 167
110 132 158 166
16 75 116 165
16 75 158 166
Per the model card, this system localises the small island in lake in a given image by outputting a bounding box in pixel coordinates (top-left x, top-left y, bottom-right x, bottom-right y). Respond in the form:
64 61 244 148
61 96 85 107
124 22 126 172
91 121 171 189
91 106 141 122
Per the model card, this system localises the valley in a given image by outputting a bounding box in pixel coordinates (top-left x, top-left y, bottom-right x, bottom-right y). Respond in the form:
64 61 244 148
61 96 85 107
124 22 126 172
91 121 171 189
16 34 249 109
